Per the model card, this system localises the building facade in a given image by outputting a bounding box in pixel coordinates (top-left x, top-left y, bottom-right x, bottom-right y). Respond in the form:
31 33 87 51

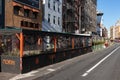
62 0 81 33
115 20 120 39
4 0 42 30
102 26 108 38
81 0 97 34
42 0 62 32
110 20 120 40
110 26 115 40
0 0 5 29
97 11 103 36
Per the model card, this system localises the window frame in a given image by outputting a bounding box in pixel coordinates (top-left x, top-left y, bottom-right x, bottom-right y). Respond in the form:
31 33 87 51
48 14 51 23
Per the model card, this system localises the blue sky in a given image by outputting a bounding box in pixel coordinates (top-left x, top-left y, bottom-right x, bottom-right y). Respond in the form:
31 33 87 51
97 0 120 29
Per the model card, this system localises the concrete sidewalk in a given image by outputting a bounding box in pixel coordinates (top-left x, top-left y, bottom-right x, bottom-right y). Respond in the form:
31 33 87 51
9 55 86 80
0 72 17 80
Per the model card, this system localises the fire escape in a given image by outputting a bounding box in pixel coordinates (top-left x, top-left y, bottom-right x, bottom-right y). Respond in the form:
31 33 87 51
63 0 75 33
62 0 81 33
74 0 81 33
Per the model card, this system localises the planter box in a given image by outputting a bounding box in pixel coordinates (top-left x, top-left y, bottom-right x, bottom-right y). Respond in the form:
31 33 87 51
1 55 20 74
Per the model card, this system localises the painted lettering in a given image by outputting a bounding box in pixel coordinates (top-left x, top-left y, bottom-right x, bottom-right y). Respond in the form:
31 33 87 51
2 59 15 65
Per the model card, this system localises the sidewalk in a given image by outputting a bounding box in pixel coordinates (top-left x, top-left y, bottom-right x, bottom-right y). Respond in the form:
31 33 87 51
9 54 87 80
0 72 17 80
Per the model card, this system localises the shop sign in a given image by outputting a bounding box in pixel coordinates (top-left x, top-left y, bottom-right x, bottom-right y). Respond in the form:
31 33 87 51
2 59 15 65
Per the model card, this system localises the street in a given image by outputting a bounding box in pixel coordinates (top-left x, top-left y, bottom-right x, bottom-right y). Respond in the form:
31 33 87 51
34 43 120 80
0 0 120 80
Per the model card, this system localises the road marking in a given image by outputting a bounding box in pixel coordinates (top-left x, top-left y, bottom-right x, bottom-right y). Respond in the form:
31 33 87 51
82 46 120 77
10 70 38 80
43 71 51 75
47 69 56 72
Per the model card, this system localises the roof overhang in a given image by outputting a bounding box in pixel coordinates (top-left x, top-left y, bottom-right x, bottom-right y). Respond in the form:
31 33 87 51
0 28 22 35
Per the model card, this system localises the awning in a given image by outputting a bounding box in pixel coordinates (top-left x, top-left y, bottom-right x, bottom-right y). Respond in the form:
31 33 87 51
32 9 40 13
0 28 91 37
13 2 23 7
0 28 22 35
24 5 32 10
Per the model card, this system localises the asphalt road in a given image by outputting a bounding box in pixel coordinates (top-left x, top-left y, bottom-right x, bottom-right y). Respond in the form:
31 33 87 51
35 43 120 80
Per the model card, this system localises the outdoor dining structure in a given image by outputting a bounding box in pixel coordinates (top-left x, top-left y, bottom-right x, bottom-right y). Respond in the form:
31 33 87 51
0 28 92 73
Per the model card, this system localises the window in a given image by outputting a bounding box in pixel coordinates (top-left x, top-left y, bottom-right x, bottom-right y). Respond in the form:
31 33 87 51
14 6 20 15
24 9 30 17
24 21 28 27
81 16 84 21
53 1 55 10
53 16 56 24
58 5 60 12
21 21 24 26
48 0 50 8
58 17 60 25
35 24 39 28
30 22 34 28
33 12 38 19
48 14 50 23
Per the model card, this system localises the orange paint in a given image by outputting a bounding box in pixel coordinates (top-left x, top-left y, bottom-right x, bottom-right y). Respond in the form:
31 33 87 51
54 37 57 52
72 38 74 49
20 33 23 58
2 59 15 65
35 58 39 64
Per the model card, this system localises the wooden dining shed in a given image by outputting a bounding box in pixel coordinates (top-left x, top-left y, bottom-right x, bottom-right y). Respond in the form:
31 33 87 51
0 28 92 73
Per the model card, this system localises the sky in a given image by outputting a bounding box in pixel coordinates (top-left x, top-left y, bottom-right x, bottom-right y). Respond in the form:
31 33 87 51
97 0 120 29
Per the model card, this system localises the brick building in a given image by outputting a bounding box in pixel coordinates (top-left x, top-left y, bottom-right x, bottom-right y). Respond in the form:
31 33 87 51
81 0 97 34
62 0 81 33
62 0 97 34
1 0 42 30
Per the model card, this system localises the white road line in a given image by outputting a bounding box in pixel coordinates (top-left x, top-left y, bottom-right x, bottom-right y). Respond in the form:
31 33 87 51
47 69 56 72
82 46 120 77
9 70 39 80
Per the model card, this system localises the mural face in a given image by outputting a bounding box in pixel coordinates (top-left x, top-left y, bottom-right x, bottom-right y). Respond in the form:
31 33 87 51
14 0 40 9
